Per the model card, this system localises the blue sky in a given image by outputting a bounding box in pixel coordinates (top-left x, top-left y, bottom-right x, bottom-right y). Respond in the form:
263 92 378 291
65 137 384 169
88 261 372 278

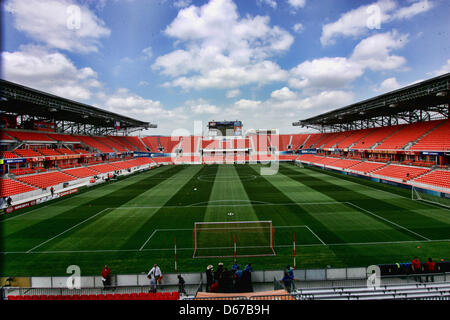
2 0 450 135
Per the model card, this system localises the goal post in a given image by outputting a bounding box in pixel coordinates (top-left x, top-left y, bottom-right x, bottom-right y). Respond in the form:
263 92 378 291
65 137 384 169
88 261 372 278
412 186 450 209
193 221 275 258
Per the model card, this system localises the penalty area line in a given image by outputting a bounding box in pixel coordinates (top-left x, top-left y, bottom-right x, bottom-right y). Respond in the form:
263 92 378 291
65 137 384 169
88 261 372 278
346 202 431 241
26 208 111 253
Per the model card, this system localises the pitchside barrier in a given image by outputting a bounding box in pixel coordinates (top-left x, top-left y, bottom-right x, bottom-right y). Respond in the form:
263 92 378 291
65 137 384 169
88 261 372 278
6 262 449 290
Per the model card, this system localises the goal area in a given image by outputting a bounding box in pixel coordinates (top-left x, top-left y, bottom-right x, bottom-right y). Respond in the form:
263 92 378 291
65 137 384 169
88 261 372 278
193 221 275 258
412 186 450 209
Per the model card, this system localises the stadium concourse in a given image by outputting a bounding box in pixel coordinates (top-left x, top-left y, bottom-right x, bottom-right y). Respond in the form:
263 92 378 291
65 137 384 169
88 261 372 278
1 75 450 301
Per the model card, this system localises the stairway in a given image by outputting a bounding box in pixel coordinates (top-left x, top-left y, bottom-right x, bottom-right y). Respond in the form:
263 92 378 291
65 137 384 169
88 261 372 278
370 127 404 150
404 120 447 150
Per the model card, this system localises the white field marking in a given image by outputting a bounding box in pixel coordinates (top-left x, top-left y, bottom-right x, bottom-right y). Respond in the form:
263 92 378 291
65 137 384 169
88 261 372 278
196 174 257 182
113 201 347 210
26 208 111 253
139 229 158 251
346 202 431 241
3 239 450 254
304 225 326 245
1 191 89 223
187 200 270 207
294 163 442 209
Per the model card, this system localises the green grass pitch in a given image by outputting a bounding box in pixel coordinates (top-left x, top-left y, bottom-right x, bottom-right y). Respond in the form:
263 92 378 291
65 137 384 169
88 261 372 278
1 163 449 276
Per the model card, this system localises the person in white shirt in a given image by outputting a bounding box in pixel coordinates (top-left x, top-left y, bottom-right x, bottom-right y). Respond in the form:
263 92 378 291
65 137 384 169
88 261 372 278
147 264 162 283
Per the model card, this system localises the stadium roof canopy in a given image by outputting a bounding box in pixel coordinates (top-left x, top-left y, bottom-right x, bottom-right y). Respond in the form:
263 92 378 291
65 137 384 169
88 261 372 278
0 79 157 135
294 73 450 132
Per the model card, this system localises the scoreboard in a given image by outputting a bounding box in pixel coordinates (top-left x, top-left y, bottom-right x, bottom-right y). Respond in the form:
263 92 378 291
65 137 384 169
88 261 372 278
208 120 243 136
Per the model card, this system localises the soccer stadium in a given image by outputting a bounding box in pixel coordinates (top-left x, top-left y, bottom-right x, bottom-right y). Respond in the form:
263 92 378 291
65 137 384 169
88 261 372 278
1 0 450 304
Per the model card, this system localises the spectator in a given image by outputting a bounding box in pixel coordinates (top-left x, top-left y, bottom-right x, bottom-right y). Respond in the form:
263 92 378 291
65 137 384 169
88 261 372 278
425 258 436 282
287 265 296 291
231 261 240 273
50 187 54 197
177 274 187 295
281 271 293 293
221 268 234 293
411 256 422 283
214 262 224 283
209 281 219 293
6 197 12 207
205 265 214 292
148 264 162 283
241 267 253 293
149 277 157 293
233 266 244 292
101 265 111 290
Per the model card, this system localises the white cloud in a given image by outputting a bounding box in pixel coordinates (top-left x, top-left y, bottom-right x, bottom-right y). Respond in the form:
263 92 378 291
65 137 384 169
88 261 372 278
226 89 241 98
103 88 165 116
138 81 150 87
257 0 277 9
350 30 408 71
287 0 306 9
289 57 364 90
173 0 192 8
234 99 262 110
292 23 304 33
152 0 293 90
190 104 220 114
166 61 289 90
141 47 153 60
220 89 354 133
320 0 433 46
271 87 297 100
374 77 402 93
393 0 433 20
433 59 450 76
2 45 101 100
5 0 110 53
289 31 408 91
293 90 354 110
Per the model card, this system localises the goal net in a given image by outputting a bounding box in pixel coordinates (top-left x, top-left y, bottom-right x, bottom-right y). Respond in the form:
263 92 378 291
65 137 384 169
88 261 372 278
411 186 450 209
193 221 275 258
294 160 304 168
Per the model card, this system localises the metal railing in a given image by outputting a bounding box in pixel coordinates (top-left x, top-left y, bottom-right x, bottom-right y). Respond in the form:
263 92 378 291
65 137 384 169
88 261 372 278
2 283 197 299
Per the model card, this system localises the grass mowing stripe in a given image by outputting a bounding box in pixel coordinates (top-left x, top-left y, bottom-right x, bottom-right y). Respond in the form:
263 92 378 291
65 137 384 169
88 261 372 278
39 165 204 252
242 164 347 243
346 202 430 241
241 164 357 267
2 165 183 252
0 166 170 224
140 230 158 251
1 165 174 234
304 225 326 245
280 163 448 241
27 208 111 253
302 165 450 238
121 165 218 251
203 165 258 222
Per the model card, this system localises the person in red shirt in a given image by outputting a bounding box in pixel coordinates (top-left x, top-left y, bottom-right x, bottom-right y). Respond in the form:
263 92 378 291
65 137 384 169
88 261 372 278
425 258 436 282
411 257 422 283
101 265 111 289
